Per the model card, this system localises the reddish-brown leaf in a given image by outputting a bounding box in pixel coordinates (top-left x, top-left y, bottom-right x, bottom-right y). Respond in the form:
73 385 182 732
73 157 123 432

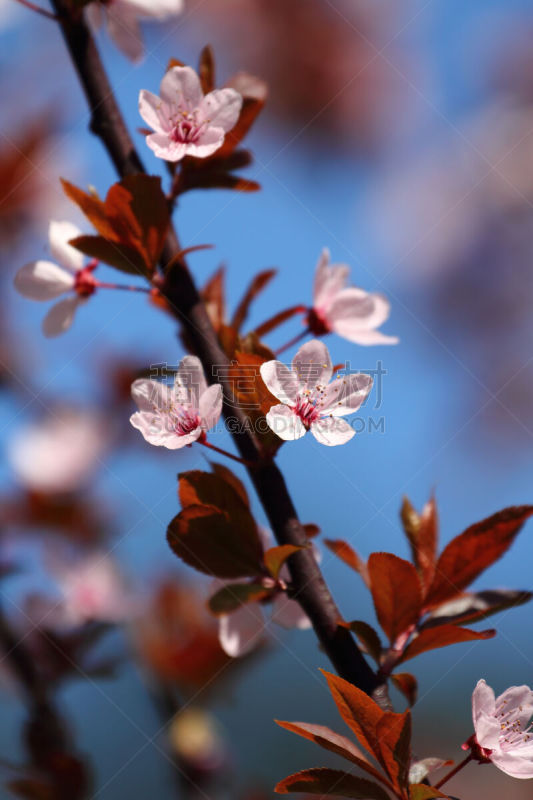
264 545 303 580
376 711 411 791
420 589 533 631
209 462 249 507
344 621 382 664
178 470 247 513
324 540 369 587
227 351 283 453
231 269 277 332
275 768 391 799
198 45 215 94
303 523 321 538
254 305 307 338
202 266 226 331
69 234 147 275
401 496 438 590
167 505 263 579
216 94 266 158
391 673 418 707
63 175 169 277
368 553 423 643
320 670 384 760
275 721 389 786
425 506 533 607
399 624 496 663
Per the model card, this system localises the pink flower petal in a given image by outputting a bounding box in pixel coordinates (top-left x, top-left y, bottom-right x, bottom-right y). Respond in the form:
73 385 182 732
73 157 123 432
271 594 311 630
313 248 349 311
320 372 373 417
311 416 355 446
218 603 266 657
42 296 83 338
185 126 225 159
175 355 208 408
292 339 332 390
48 220 84 273
107 4 143 62
145 132 186 162
266 404 306 441
472 679 496 724
131 378 172 414
14 260 74 300
199 88 242 133
160 66 204 111
260 360 299 405
199 384 223 431
138 89 168 134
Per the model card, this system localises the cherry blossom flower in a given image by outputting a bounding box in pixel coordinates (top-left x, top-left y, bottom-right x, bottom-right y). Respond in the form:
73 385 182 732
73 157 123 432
213 528 318 657
260 339 373 446
138 66 242 162
8 409 108 495
307 248 398 346
130 355 223 449
86 0 184 63
48 551 137 626
14 220 99 337
468 679 533 779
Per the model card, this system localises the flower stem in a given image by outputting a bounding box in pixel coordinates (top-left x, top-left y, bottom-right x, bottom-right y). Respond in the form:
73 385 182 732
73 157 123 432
96 281 151 293
199 439 254 467
14 0 58 19
434 754 474 789
275 327 310 356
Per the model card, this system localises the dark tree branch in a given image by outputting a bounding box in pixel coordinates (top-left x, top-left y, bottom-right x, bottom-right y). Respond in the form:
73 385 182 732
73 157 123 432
50 0 387 704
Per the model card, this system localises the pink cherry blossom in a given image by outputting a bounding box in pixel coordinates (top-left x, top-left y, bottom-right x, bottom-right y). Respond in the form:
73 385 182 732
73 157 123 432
130 355 223 449
307 248 398 346
214 528 317 658
86 0 184 63
14 220 98 337
138 66 242 162
48 551 137 626
260 339 373 446
8 409 108 494
469 679 533 779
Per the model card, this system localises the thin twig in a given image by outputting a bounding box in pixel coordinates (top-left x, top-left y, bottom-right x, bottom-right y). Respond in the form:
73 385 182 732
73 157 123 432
49 0 388 706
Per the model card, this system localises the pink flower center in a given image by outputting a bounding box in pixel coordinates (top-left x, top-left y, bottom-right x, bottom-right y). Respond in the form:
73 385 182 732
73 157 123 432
171 406 201 437
496 700 533 751
74 260 98 297
306 307 331 336
170 112 205 145
294 395 321 428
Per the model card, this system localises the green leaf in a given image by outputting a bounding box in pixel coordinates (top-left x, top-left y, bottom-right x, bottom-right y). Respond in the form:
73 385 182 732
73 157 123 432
208 582 271 615
264 545 303 580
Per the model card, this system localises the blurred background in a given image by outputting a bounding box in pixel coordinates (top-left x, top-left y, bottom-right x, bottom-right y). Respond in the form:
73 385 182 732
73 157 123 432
1 0 533 797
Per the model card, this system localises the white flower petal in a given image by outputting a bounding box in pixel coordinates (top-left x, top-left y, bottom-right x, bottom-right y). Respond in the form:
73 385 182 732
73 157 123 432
311 416 355 446
218 604 266 657
199 88 242 133
472 679 496 724
131 378 172 414
490 752 533 779
260 360 299 405
138 89 168 134
199 384 223 431
107 4 143 62
48 221 84 272
14 260 74 300
332 324 399 346
145 132 186 162
292 339 332 390
320 372 373 417
175 355 208 408
271 594 311 630
313 248 349 311
117 0 184 18
185 127 225 159
130 411 201 449
160 66 204 111
42 296 83 338
266 404 306 441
